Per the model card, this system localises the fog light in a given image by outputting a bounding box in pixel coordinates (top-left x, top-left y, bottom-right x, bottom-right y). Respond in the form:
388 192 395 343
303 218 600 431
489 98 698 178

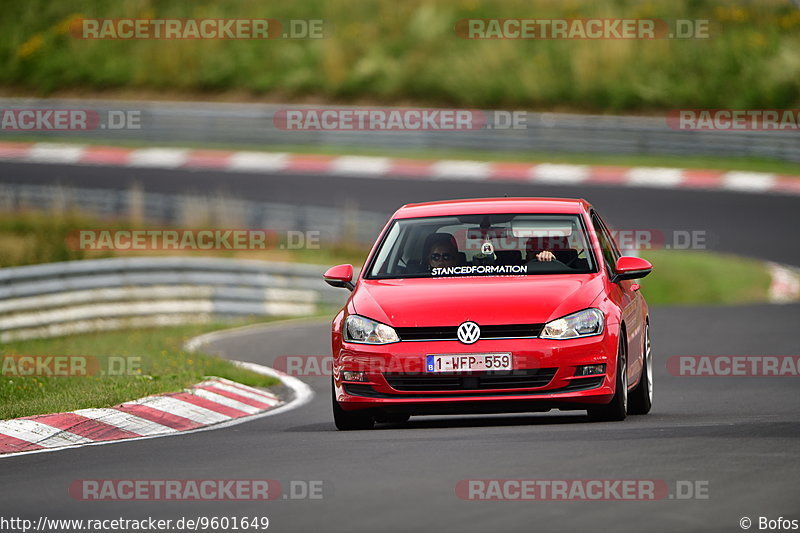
342 371 368 382
575 364 606 376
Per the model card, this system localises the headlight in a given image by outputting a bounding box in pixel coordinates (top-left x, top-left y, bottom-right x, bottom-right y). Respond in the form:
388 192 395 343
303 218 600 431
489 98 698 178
344 315 400 344
540 308 604 339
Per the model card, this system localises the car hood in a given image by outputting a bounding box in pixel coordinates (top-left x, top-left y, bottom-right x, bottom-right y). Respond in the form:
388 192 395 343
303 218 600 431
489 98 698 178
350 274 606 327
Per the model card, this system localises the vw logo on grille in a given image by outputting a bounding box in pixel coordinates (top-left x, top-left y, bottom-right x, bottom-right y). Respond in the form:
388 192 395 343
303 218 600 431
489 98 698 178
457 321 481 344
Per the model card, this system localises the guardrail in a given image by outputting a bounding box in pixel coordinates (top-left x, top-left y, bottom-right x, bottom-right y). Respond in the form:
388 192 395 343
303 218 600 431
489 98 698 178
2 97 798 163
0 257 347 342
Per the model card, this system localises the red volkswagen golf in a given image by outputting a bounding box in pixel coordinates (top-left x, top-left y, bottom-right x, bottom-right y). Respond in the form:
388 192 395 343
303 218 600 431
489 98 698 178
324 198 653 430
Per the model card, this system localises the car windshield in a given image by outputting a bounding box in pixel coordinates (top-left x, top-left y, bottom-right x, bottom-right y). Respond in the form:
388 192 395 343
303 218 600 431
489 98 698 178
366 213 597 279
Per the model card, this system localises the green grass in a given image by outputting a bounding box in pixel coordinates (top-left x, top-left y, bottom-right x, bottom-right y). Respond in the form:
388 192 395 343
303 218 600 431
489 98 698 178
639 249 772 305
1 0 798 113
0 321 282 420
0 211 118 268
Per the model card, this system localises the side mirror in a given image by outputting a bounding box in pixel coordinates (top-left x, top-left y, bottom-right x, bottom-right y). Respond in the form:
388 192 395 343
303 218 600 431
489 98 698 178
611 256 653 283
323 264 355 291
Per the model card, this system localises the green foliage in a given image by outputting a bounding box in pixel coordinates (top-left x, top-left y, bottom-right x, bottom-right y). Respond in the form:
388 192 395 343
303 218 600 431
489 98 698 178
0 211 122 267
2 0 798 112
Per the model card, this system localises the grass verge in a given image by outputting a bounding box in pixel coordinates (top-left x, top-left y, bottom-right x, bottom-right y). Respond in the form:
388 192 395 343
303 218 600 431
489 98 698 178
0 211 369 269
0 321 284 420
638 250 772 306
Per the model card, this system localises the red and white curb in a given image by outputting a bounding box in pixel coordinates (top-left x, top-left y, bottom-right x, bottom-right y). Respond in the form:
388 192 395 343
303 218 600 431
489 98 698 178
1 141 799 195
0 367 311 459
768 263 800 303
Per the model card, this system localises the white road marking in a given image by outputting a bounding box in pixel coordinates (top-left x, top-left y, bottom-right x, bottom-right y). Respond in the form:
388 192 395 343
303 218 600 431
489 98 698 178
72 408 178 436
722 171 777 192
430 160 491 180
227 151 289 172
331 156 391 176
129 396 231 424
530 164 589 183
27 143 86 164
626 167 685 187
127 148 189 168
0 419 93 448
190 388 262 414
203 381 280 405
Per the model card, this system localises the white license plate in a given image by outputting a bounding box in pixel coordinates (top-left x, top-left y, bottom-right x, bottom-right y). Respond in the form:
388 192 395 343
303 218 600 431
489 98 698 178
426 353 512 373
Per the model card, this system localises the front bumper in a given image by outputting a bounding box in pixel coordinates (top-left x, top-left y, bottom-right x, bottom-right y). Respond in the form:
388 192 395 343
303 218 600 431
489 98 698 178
333 330 618 415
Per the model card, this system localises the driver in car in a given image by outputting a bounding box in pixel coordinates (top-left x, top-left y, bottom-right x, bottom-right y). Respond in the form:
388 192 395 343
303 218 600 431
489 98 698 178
423 233 460 270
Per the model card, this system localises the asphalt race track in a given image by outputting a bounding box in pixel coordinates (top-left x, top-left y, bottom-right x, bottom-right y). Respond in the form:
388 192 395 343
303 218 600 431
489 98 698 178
1 162 799 533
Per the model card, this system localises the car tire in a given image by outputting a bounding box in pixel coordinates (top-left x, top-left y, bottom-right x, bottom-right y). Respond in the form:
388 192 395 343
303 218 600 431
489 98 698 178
588 335 628 422
628 322 653 415
332 379 374 430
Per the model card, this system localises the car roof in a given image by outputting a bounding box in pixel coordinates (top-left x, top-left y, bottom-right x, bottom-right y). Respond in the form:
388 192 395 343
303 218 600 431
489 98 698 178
393 197 592 219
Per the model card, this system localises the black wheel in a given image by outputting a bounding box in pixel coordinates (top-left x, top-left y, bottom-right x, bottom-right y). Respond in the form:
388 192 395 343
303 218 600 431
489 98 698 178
374 413 411 424
588 334 628 422
332 379 374 430
628 322 653 415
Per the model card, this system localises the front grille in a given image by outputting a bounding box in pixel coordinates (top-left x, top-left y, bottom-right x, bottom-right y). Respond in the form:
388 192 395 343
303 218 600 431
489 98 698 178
394 323 544 342
384 368 557 391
